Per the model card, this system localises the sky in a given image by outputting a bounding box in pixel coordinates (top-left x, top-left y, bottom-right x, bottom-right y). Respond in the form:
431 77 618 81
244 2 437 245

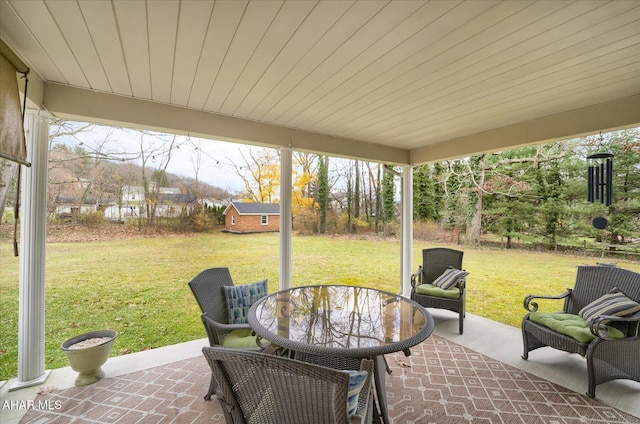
51 120 368 197
52 121 256 193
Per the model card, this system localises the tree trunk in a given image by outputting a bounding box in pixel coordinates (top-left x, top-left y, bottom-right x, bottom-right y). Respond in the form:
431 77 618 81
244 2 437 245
0 160 18 217
466 163 485 245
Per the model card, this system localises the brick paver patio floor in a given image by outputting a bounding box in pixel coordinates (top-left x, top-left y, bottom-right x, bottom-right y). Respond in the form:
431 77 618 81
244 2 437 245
21 334 640 424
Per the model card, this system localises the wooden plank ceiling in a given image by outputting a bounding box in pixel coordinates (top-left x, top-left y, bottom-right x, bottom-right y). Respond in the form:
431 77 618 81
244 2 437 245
1 0 639 163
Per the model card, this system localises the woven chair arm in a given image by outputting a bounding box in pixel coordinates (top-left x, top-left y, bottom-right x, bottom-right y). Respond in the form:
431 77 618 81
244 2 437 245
457 276 466 292
523 289 572 312
201 313 251 331
410 266 423 288
201 313 253 346
589 313 640 339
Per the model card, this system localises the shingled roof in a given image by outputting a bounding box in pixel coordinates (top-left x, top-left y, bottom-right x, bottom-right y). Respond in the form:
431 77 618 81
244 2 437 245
224 202 280 215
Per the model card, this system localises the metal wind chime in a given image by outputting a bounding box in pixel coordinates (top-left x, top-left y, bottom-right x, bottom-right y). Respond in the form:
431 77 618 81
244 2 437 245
587 151 614 206
587 133 614 230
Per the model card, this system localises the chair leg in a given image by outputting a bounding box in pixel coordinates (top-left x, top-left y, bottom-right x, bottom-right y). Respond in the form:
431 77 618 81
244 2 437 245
204 375 217 401
382 355 392 374
459 311 464 335
521 328 530 360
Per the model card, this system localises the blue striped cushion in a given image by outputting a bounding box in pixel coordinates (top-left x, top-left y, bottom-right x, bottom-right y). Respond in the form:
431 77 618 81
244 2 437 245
223 279 268 324
345 370 368 416
579 288 640 324
432 267 468 290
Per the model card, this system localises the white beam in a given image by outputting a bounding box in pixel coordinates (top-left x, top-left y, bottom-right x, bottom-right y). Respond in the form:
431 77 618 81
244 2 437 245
10 110 50 391
400 165 413 297
43 83 410 165
279 147 292 290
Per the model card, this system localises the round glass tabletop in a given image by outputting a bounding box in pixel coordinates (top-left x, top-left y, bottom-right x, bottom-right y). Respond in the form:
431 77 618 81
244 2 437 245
248 285 434 358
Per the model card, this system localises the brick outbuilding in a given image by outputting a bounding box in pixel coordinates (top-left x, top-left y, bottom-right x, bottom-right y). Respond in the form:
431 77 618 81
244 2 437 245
223 202 280 233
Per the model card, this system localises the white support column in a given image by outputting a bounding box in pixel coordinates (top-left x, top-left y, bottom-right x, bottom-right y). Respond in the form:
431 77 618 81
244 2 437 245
10 110 51 390
279 147 292 290
400 164 413 297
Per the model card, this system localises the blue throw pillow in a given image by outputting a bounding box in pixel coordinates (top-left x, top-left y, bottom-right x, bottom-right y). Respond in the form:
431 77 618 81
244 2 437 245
345 370 368 416
223 279 268 324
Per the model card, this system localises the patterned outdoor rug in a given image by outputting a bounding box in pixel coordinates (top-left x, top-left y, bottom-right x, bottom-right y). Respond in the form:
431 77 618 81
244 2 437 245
20 335 639 424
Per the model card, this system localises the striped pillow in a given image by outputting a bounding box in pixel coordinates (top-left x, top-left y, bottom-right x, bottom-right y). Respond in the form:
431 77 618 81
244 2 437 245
579 288 640 324
432 267 469 290
344 370 368 416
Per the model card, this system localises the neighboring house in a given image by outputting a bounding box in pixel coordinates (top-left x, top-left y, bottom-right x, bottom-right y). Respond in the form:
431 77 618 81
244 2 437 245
155 191 197 218
223 202 280 233
102 185 196 221
54 195 114 218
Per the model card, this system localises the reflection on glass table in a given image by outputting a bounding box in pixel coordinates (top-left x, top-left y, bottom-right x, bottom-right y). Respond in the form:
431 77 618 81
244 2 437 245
249 285 434 424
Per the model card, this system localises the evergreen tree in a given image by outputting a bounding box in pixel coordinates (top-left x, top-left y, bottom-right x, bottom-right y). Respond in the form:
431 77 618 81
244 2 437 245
382 165 395 222
354 159 360 219
317 155 328 234
535 159 566 249
413 164 440 221
584 129 640 244
346 166 353 232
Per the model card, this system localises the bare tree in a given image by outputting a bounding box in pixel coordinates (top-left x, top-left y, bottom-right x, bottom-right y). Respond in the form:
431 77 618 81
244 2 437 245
47 120 103 222
362 162 383 232
137 131 180 229
188 139 203 213
0 159 18 220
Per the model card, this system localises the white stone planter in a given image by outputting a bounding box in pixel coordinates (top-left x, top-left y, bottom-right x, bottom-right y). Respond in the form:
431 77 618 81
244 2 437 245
61 330 117 386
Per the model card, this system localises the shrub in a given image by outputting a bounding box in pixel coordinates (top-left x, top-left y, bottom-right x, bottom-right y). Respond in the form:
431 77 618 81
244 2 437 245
82 211 105 227
190 212 212 232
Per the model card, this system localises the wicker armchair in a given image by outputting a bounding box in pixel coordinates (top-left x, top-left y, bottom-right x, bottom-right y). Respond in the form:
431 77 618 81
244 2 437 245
411 248 466 334
202 346 374 424
522 265 640 397
188 267 261 400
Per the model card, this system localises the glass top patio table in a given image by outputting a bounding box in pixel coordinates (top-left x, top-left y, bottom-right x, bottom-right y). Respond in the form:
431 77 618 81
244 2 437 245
248 285 434 359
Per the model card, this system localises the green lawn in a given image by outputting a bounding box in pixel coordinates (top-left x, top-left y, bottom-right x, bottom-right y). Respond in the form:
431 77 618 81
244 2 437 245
1 232 638 381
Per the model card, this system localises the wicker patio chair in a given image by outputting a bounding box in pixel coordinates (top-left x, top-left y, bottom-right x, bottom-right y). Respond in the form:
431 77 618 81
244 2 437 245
411 248 467 334
522 265 640 397
202 346 374 424
188 267 262 400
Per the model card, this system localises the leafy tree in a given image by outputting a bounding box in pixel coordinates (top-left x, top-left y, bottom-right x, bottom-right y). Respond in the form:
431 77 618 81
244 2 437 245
292 152 317 217
582 129 640 244
438 159 469 231
413 163 441 222
232 147 280 203
382 165 395 222
354 159 360 220
534 159 566 248
481 151 536 248
464 144 568 246
372 163 382 231
317 155 328 234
